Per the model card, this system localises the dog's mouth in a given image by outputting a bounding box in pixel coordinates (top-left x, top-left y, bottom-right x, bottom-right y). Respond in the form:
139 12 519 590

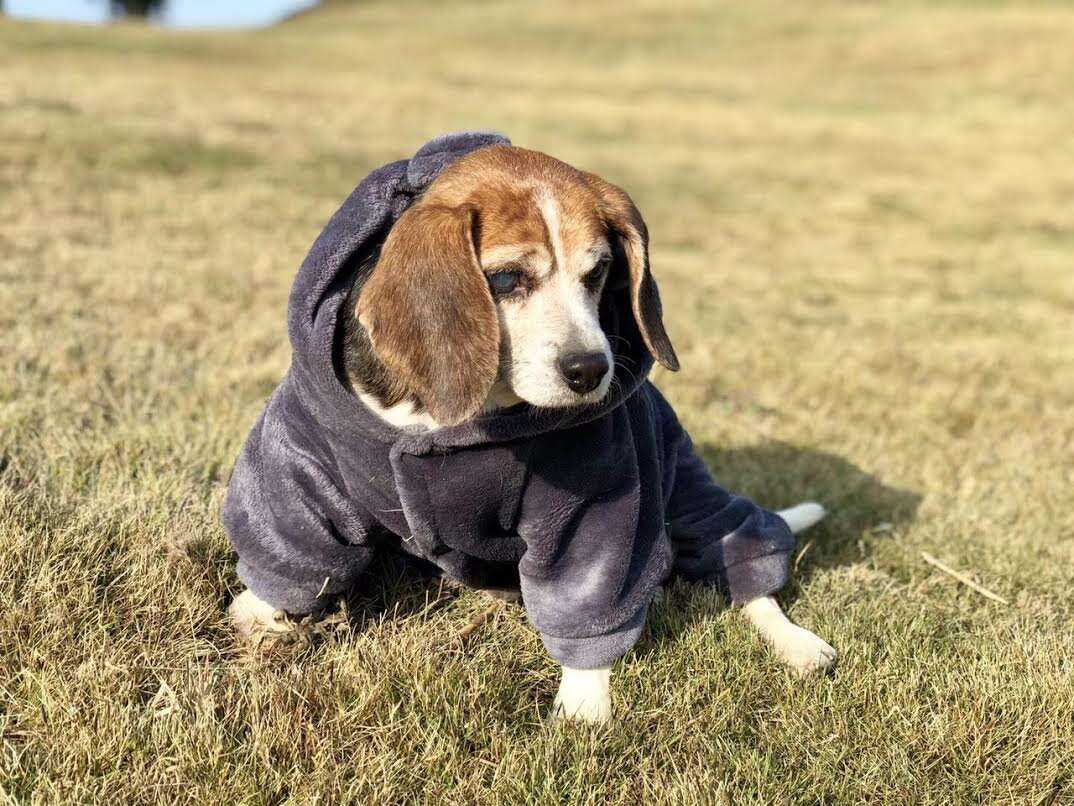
511 374 614 412
494 341 618 413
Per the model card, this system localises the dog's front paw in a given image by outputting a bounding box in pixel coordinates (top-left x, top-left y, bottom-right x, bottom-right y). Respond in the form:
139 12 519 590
769 623 837 676
551 691 612 724
229 589 295 642
549 667 612 724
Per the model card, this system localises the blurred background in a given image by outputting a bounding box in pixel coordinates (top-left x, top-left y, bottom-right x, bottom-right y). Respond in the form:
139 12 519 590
1 1 1072 802
5 0 321 28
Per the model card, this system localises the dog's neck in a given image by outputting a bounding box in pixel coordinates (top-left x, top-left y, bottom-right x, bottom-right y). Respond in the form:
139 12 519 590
353 392 437 429
356 381 522 431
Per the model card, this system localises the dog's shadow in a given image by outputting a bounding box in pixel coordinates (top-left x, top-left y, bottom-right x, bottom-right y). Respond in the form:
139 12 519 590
337 552 459 630
636 441 921 655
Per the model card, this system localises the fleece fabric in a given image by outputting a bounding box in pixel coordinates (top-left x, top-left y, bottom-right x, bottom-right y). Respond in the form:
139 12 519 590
222 131 795 669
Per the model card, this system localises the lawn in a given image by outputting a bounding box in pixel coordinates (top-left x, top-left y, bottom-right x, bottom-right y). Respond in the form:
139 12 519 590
2 0 1073 802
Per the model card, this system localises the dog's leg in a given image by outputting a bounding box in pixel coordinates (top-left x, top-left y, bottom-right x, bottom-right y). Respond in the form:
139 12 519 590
740 502 837 675
228 588 296 641
550 666 612 724
741 596 836 675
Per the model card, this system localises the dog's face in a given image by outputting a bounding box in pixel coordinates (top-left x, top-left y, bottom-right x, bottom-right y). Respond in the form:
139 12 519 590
476 183 616 410
356 146 678 426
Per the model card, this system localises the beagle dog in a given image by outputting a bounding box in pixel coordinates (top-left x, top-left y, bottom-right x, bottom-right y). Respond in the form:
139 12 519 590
228 140 836 724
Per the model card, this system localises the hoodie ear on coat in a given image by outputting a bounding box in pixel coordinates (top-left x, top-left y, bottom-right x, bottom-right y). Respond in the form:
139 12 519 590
586 175 680 372
357 203 500 426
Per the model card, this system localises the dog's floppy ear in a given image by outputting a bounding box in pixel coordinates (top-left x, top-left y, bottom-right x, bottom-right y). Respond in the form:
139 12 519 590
357 203 499 426
588 176 679 371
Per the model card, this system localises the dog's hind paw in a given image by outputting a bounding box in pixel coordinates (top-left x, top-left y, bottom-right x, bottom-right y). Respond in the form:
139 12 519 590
743 595 837 676
770 623 838 676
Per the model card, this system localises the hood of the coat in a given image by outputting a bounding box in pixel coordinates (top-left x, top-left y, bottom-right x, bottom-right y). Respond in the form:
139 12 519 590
285 131 655 456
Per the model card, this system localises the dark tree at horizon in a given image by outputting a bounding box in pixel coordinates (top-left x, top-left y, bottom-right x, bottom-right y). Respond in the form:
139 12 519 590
109 0 166 17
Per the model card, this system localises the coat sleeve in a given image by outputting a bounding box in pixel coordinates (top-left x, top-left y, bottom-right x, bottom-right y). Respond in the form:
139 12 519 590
650 386 795 603
222 388 377 614
514 408 671 670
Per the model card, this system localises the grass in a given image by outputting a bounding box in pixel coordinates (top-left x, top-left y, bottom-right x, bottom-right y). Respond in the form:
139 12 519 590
2 0 1073 801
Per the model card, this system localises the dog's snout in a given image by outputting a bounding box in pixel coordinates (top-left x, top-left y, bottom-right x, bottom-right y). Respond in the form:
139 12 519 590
557 352 610 394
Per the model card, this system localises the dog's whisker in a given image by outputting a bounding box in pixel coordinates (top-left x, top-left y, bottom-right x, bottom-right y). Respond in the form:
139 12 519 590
613 358 638 390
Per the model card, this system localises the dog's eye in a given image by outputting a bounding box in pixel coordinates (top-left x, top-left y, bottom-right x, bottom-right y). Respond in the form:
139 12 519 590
584 258 611 291
487 270 523 298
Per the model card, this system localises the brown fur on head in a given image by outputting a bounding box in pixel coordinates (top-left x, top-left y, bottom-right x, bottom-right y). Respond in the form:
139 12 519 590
349 145 678 427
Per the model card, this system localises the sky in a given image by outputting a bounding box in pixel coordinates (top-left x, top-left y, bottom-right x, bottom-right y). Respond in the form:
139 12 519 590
6 0 321 28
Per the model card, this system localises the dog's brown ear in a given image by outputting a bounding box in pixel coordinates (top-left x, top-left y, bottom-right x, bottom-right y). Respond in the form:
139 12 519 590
357 203 499 426
588 176 679 371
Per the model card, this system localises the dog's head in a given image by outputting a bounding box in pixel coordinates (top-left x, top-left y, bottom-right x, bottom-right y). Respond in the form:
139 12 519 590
351 145 679 426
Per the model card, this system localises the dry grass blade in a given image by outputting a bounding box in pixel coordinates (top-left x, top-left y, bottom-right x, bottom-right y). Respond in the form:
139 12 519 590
454 599 504 646
921 552 1010 605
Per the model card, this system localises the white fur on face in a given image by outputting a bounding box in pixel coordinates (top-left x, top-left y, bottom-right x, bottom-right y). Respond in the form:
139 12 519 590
489 193 614 410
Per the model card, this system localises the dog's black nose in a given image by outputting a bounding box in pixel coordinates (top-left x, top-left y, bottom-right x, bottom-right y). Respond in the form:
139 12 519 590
558 352 610 394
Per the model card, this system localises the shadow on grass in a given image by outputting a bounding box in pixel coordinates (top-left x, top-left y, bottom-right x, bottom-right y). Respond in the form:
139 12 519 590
233 553 466 662
695 441 921 586
340 552 464 628
636 441 921 656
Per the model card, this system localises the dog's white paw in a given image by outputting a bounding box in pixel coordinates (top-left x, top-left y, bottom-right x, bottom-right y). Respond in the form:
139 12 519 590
768 623 838 676
550 667 612 724
742 595 837 676
229 589 294 641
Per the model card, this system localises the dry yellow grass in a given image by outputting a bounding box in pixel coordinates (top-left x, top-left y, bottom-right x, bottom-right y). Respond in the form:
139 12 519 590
2 1 1073 802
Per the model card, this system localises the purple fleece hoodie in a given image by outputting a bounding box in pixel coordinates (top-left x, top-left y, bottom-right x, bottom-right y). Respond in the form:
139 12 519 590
222 132 795 669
